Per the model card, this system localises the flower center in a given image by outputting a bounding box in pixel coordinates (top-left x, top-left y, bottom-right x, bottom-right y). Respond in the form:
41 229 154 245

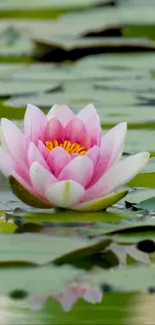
45 140 87 155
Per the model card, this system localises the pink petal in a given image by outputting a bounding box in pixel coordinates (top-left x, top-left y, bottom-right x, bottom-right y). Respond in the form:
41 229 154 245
24 104 47 145
101 122 127 169
0 147 14 176
47 104 75 126
58 156 93 188
37 140 48 160
70 285 86 298
44 118 64 142
88 123 127 187
1 118 27 167
65 118 90 149
84 152 150 201
53 289 78 312
77 104 102 146
27 142 50 171
30 162 57 197
86 146 100 167
0 147 30 185
88 151 111 187
47 147 71 178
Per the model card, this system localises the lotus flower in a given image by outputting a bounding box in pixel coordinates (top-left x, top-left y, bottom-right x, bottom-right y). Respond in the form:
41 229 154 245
0 104 149 211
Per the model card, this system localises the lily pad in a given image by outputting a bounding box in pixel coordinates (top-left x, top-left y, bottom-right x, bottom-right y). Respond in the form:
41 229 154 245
136 92 155 104
0 26 33 57
94 265 155 291
5 84 138 108
21 209 129 224
0 0 112 10
0 264 79 295
77 52 155 70
95 78 155 92
8 62 150 82
122 130 155 155
122 188 155 204
128 172 155 188
136 197 155 211
0 80 60 97
34 37 155 62
0 233 112 264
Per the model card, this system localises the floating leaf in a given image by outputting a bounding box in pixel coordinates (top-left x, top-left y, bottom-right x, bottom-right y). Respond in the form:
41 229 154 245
128 172 155 188
94 265 155 291
0 264 79 295
0 233 112 265
135 197 155 211
0 80 60 97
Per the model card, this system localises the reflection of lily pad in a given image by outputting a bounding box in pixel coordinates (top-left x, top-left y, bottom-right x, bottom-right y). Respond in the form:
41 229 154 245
0 233 111 266
95 265 155 291
0 264 79 295
0 0 111 10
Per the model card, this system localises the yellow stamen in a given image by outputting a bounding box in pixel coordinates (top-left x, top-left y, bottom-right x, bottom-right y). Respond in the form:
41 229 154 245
45 140 87 155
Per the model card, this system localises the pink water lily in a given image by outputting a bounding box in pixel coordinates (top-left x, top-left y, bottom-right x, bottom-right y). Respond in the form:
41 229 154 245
0 103 149 211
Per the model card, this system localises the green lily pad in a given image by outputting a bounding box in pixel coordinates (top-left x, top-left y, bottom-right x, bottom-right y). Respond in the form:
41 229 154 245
136 197 155 211
8 62 149 82
34 36 155 62
0 80 60 97
0 264 79 295
81 220 155 240
136 92 155 104
122 130 155 155
5 88 139 110
95 78 155 92
127 172 155 188
0 0 111 10
77 52 155 70
0 233 111 264
122 188 155 204
94 265 155 291
21 209 129 224
0 219 17 233
0 26 33 58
